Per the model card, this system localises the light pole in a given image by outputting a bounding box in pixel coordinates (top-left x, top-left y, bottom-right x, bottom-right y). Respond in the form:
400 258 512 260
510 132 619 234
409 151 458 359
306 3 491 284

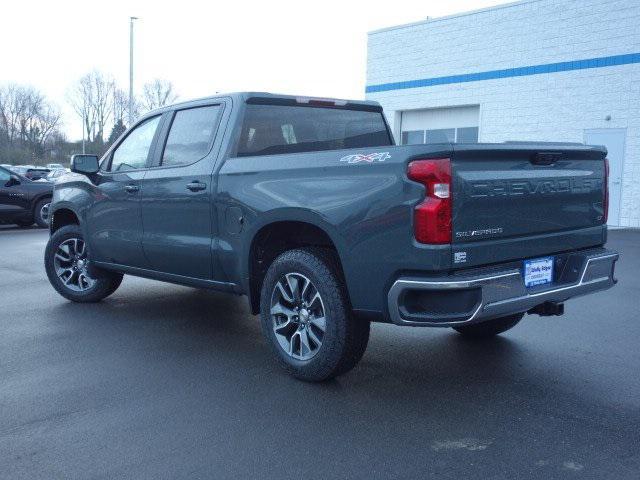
82 99 86 154
129 16 139 126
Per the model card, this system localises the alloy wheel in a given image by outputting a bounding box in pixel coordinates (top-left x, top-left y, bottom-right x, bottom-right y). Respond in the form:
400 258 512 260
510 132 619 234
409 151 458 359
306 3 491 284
270 272 326 361
39 202 50 224
53 238 96 292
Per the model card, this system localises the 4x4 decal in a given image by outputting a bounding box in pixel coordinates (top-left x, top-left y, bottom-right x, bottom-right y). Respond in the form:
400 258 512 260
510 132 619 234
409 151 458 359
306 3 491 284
339 152 391 164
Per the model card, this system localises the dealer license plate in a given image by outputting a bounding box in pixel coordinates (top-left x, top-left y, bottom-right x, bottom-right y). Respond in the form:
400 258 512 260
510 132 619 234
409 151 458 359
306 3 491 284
523 256 554 288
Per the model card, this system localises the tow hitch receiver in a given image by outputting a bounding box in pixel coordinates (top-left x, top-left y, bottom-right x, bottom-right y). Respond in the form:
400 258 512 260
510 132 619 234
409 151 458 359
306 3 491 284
529 302 564 317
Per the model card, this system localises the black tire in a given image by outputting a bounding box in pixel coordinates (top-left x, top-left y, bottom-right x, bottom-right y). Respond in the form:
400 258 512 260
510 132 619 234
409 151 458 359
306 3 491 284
260 247 370 382
44 225 123 303
34 197 51 228
15 219 34 228
453 313 523 338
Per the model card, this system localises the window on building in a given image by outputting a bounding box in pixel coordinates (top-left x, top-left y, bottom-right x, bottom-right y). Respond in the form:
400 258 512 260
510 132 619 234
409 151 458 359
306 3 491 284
457 127 479 143
425 128 456 144
400 105 480 145
401 130 424 145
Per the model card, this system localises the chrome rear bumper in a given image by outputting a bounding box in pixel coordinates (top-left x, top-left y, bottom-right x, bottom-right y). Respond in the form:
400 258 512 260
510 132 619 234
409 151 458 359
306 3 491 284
387 248 618 327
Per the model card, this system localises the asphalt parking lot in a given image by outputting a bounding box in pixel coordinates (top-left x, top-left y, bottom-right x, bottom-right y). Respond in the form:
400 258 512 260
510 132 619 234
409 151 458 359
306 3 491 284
1 227 639 479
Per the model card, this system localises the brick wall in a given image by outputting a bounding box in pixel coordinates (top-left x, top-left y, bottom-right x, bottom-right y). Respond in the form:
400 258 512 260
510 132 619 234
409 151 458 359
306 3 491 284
366 0 640 227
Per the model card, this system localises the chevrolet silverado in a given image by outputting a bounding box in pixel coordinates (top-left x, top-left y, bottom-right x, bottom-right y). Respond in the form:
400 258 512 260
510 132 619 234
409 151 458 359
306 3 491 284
44 93 618 381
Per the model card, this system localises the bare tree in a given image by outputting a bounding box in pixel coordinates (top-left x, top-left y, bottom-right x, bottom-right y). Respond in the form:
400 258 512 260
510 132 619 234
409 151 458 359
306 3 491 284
68 71 115 143
25 103 61 150
113 88 128 124
0 84 61 159
0 84 60 145
141 79 178 112
0 84 35 143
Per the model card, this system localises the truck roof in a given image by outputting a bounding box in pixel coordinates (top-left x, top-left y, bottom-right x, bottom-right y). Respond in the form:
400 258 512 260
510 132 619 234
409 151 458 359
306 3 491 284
142 92 382 118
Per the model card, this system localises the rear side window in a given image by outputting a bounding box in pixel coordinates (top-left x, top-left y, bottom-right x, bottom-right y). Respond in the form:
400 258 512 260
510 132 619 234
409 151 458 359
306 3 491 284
161 105 222 167
237 104 391 157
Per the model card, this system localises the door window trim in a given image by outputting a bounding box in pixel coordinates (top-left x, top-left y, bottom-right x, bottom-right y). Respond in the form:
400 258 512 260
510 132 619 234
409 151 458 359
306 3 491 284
148 102 225 170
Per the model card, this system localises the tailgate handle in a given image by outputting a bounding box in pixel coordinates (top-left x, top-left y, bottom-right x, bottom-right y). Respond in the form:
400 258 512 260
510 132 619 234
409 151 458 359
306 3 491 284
531 152 562 166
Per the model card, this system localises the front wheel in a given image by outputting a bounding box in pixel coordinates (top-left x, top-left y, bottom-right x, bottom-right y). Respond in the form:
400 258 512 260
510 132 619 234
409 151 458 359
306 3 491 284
34 198 51 228
44 225 123 303
260 248 370 382
453 313 523 338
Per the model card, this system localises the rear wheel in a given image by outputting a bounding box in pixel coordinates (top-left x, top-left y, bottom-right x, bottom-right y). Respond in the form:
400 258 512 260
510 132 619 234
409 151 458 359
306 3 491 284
453 313 523 338
260 248 370 382
34 198 51 228
45 225 123 303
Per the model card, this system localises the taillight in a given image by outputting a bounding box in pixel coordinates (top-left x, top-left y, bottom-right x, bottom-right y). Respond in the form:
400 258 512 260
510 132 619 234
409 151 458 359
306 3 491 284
603 158 609 224
407 159 452 244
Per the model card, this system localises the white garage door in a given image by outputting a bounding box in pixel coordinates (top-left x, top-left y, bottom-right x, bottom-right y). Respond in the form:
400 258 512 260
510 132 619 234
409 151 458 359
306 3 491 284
400 105 480 145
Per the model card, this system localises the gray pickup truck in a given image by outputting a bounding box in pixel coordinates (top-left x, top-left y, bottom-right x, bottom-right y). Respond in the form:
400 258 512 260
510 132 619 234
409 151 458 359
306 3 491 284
44 92 618 381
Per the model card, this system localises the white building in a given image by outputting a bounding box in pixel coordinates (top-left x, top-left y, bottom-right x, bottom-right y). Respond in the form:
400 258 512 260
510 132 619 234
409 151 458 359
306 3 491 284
366 0 640 227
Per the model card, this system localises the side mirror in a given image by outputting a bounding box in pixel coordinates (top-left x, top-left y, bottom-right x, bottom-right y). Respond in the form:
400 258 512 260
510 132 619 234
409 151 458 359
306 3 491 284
71 154 99 175
6 174 21 187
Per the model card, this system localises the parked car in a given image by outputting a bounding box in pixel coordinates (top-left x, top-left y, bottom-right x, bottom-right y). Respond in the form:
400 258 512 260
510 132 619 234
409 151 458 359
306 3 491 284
45 168 68 183
46 163 65 170
8 165 29 175
0 165 53 227
24 168 50 181
44 93 618 381
10 165 50 181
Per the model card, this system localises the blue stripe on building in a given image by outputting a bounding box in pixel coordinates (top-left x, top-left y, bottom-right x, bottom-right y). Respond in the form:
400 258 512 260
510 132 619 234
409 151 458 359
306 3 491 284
365 52 640 93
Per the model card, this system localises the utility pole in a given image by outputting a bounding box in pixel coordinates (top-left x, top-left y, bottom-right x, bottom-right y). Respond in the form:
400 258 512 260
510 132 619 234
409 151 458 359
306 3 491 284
129 16 139 126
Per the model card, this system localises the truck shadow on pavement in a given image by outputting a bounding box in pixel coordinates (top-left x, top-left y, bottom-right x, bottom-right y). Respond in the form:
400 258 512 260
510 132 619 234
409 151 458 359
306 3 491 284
44 281 575 407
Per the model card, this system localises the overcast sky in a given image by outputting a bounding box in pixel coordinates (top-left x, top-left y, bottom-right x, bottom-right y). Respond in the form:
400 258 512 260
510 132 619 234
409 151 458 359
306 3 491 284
2 0 510 139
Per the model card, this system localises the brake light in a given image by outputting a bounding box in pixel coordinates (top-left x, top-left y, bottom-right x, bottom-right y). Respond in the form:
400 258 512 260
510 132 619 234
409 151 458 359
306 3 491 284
407 159 452 244
603 158 609 224
295 97 347 107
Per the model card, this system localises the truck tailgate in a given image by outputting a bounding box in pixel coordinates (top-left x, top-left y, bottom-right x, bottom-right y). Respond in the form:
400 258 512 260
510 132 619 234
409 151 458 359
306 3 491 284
450 144 607 266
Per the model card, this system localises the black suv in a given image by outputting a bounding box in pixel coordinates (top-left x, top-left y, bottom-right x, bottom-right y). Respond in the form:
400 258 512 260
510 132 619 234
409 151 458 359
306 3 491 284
0 166 53 227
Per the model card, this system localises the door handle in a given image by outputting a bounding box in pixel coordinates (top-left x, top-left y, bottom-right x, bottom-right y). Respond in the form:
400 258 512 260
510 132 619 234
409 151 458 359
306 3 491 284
186 181 207 192
124 184 139 193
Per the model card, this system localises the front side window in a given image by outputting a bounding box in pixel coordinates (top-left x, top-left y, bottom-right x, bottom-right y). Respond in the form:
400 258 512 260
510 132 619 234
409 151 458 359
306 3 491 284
109 116 161 172
161 105 221 167
237 104 391 157
0 167 11 182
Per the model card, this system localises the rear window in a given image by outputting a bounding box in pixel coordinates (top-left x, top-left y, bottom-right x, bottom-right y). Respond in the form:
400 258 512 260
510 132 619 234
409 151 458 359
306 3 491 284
237 104 391 157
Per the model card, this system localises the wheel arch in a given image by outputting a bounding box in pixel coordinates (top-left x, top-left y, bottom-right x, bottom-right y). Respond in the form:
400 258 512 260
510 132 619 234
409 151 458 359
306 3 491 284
50 205 81 234
31 192 52 214
244 211 348 315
